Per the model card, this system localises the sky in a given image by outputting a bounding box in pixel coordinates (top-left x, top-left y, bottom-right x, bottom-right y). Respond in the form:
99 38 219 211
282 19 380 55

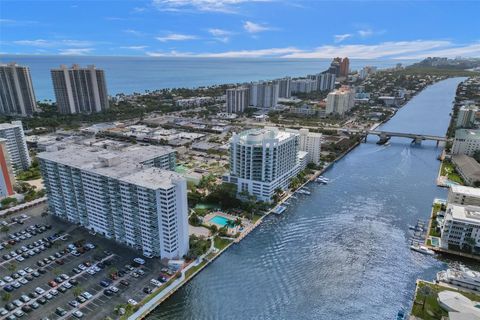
1 0 479 59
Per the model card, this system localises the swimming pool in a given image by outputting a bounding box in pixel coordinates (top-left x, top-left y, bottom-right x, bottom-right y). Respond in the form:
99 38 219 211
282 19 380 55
210 215 233 227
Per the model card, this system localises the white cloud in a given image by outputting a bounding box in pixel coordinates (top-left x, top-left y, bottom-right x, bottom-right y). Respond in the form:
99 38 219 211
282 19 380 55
151 0 270 13
58 48 93 55
156 33 198 42
357 29 374 38
334 34 352 43
13 39 92 48
143 40 480 59
120 46 148 50
0 19 37 26
243 21 272 33
123 29 145 37
208 28 233 42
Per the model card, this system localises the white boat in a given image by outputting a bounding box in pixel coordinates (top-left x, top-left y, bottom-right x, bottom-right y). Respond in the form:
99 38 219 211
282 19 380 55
297 189 311 195
410 244 435 255
316 178 329 184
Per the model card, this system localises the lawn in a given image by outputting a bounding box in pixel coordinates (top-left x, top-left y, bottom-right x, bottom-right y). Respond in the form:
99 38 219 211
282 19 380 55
411 281 480 320
185 260 207 279
214 236 232 251
440 161 464 184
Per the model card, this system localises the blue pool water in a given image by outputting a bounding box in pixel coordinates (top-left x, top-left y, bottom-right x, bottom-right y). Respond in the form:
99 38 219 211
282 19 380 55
210 216 233 227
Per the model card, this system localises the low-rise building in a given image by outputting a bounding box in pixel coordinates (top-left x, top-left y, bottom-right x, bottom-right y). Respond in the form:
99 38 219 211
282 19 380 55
448 185 480 207
440 203 480 251
451 155 480 186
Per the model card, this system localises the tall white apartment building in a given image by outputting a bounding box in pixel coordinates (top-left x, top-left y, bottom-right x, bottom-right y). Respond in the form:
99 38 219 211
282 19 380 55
275 77 291 99
51 64 109 114
248 82 279 110
456 104 478 128
0 63 38 117
223 127 305 202
286 128 322 165
451 129 480 156
290 79 317 94
440 203 480 251
310 73 336 92
226 87 249 114
325 86 355 116
38 144 188 259
0 121 31 172
448 185 480 207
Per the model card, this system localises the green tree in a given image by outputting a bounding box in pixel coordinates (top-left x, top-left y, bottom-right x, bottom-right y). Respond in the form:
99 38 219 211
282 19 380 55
418 284 433 311
0 225 9 234
2 293 11 301
73 286 84 297
7 263 16 272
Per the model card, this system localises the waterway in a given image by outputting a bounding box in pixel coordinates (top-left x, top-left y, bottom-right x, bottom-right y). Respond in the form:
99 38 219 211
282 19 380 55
148 77 465 320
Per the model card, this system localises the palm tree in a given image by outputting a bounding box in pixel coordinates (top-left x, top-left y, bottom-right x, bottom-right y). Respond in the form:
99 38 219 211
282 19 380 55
418 284 433 311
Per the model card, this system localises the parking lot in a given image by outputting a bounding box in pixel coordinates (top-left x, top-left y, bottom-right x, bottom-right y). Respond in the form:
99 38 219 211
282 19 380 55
0 206 177 320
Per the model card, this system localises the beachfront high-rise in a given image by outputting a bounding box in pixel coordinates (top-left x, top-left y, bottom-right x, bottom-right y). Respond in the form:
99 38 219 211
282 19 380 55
223 127 306 202
248 82 279 110
51 64 109 114
38 144 188 259
0 121 31 172
275 77 291 99
0 63 38 117
226 87 249 114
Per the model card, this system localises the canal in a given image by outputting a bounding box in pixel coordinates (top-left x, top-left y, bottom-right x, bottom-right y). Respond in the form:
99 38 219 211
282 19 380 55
148 77 465 320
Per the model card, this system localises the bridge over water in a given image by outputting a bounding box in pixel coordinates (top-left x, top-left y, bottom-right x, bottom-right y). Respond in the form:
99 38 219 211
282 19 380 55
340 128 449 145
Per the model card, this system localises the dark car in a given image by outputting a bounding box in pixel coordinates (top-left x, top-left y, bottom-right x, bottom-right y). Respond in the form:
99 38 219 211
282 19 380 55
120 280 129 286
69 279 79 286
55 307 67 316
5 303 15 311
36 261 45 267
38 268 46 274
103 289 113 296
37 297 47 305
72 268 81 274
100 280 111 287
55 259 64 265
3 285 14 292
28 292 38 299
21 305 32 313
58 286 67 293
143 287 152 294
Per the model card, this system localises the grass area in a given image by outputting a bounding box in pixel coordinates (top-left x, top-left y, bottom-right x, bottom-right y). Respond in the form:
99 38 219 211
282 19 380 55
252 214 263 223
440 161 464 184
412 281 480 320
184 260 207 279
214 236 232 251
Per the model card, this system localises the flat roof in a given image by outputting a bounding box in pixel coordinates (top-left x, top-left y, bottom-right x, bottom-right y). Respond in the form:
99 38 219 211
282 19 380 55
448 203 480 225
450 185 480 197
38 144 179 189
120 167 181 189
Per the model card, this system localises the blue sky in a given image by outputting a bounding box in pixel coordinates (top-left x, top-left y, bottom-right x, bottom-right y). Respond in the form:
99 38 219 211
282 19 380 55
1 0 479 58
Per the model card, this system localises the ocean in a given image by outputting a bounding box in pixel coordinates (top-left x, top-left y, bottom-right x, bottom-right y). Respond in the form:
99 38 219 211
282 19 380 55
0 55 417 100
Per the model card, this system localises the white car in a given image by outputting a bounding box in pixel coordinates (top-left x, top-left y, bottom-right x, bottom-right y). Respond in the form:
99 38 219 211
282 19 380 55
63 282 72 289
108 286 119 293
78 264 87 270
87 268 96 275
18 270 27 276
81 292 93 300
3 276 13 283
15 256 25 262
18 277 28 285
12 299 23 307
133 258 145 265
35 287 45 294
73 310 84 318
127 299 138 305
150 279 162 287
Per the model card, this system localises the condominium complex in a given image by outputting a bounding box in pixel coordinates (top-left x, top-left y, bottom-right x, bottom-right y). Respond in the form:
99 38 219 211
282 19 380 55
327 57 349 78
223 127 306 202
0 63 38 117
38 144 188 259
315 73 336 91
51 64 109 114
275 77 291 99
0 139 15 199
0 121 31 172
451 155 480 186
248 82 279 110
451 129 480 156
226 87 249 114
456 104 478 128
325 86 355 115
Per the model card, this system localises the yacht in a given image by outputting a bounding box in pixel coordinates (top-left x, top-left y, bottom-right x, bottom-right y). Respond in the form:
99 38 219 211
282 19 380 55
437 264 480 291
410 244 435 255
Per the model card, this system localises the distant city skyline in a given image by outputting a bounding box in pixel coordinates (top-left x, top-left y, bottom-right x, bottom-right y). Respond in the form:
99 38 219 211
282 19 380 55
1 0 479 59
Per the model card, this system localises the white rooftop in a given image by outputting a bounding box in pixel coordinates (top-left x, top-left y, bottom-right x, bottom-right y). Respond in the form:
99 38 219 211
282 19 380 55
450 185 480 198
447 203 480 225
235 127 296 145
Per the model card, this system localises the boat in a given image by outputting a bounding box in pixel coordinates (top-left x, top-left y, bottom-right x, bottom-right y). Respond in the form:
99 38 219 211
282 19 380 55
297 189 311 195
410 244 435 255
316 177 329 184
272 205 287 215
283 201 291 206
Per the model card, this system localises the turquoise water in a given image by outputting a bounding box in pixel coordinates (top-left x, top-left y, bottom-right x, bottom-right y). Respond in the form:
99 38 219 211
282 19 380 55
0 55 417 100
210 216 233 227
